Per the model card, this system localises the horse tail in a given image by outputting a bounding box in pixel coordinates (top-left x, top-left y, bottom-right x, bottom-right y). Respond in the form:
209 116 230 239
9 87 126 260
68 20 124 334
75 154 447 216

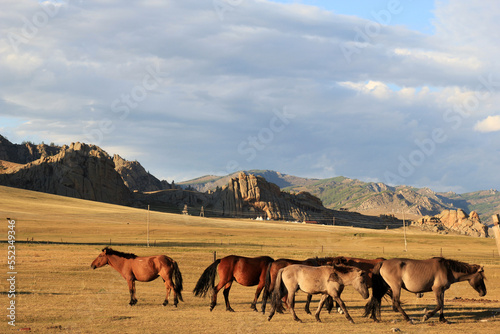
363 261 388 320
271 268 287 311
172 261 184 302
262 262 273 301
193 259 221 297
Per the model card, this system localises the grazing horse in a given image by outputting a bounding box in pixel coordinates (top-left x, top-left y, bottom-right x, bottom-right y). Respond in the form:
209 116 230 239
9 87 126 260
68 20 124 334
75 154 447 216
193 255 274 312
261 257 325 313
90 247 183 306
364 257 486 323
268 264 369 323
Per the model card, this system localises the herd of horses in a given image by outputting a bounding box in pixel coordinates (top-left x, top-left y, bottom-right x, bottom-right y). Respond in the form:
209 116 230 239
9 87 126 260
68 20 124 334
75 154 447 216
91 247 487 324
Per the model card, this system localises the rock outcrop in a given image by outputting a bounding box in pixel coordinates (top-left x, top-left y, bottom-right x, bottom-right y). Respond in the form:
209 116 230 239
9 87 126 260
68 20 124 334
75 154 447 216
113 155 172 192
0 142 131 205
414 209 488 237
210 172 333 222
0 135 60 164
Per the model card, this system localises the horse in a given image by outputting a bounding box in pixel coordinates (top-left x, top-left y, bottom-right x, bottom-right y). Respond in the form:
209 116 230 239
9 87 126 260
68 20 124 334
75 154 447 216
268 264 370 323
261 256 326 314
303 256 386 314
90 247 183 306
364 257 486 323
193 255 274 312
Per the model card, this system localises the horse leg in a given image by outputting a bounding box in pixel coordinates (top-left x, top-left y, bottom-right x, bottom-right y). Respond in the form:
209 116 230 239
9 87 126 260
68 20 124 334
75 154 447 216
210 275 230 311
333 295 354 324
288 291 301 322
128 280 137 306
314 294 328 322
277 295 287 313
391 290 412 323
162 278 172 306
304 294 312 314
251 282 265 312
223 281 235 312
423 289 446 323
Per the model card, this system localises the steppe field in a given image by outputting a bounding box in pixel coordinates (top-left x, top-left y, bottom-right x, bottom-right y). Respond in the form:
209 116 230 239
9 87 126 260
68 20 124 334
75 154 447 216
1 185 500 334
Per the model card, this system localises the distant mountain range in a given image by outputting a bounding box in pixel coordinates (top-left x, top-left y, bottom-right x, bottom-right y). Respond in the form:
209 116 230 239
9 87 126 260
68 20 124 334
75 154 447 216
1 134 498 227
179 170 500 226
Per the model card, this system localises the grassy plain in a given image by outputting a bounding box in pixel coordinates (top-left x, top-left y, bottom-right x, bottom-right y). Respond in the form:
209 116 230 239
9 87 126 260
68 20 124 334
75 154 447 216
1 185 500 333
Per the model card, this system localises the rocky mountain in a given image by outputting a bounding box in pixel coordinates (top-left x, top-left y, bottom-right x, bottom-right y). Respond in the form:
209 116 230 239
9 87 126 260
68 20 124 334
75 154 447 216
180 170 500 226
113 155 173 193
0 141 131 205
136 171 400 229
0 135 60 164
0 136 493 236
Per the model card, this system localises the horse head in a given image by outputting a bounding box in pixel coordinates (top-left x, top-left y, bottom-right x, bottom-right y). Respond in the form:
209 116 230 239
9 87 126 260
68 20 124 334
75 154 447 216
91 248 110 269
469 266 486 297
352 269 370 300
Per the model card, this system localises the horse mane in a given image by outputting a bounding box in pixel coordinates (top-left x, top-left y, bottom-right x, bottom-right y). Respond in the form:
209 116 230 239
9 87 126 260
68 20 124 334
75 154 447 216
436 257 480 274
103 247 138 259
333 264 355 274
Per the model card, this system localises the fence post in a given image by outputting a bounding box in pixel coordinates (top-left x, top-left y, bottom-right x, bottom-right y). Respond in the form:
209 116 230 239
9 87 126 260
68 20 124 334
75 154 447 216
492 214 500 256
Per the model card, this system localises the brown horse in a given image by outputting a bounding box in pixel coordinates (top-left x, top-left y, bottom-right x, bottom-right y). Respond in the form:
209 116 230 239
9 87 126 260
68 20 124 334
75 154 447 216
261 257 326 314
364 257 486 323
90 247 183 306
193 255 274 312
268 264 369 323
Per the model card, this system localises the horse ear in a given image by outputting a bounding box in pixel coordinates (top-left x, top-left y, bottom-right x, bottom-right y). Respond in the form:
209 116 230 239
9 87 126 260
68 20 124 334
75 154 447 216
478 266 484 273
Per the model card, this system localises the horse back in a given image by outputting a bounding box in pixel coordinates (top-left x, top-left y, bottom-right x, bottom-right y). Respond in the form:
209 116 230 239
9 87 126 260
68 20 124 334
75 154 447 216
221 255 273 286
380 258 444 293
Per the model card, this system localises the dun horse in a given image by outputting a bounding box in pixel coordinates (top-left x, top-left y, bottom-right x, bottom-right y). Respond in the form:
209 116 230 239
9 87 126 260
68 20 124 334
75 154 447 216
268 264 369 323
193 255 274 311
364 257 486 323
301 256 387 314
90 247 183 306
262 256 327 314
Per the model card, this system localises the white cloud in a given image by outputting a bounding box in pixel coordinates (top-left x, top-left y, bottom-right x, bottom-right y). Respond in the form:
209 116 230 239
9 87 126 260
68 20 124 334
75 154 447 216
474 116 500 133
1 0 500 191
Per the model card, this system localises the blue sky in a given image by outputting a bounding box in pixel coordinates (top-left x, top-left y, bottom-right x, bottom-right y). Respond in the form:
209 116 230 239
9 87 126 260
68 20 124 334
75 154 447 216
1 0 500 193
272 0 436 33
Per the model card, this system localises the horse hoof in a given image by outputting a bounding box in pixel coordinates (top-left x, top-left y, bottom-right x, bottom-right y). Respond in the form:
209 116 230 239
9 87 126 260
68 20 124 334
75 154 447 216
294 318 302 323
227 308 235 312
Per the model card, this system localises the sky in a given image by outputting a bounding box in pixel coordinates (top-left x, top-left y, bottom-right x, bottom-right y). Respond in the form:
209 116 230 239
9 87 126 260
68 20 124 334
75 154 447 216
1 0 500 193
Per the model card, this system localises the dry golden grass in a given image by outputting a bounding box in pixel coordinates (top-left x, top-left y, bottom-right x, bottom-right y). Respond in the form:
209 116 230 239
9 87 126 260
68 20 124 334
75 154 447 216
1 185 500 333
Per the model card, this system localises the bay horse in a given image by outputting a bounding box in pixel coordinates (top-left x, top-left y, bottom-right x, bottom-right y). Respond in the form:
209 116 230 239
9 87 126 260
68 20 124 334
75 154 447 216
364 257 486 323
90 247 183 306
193 255 274 311
268 264 370 323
